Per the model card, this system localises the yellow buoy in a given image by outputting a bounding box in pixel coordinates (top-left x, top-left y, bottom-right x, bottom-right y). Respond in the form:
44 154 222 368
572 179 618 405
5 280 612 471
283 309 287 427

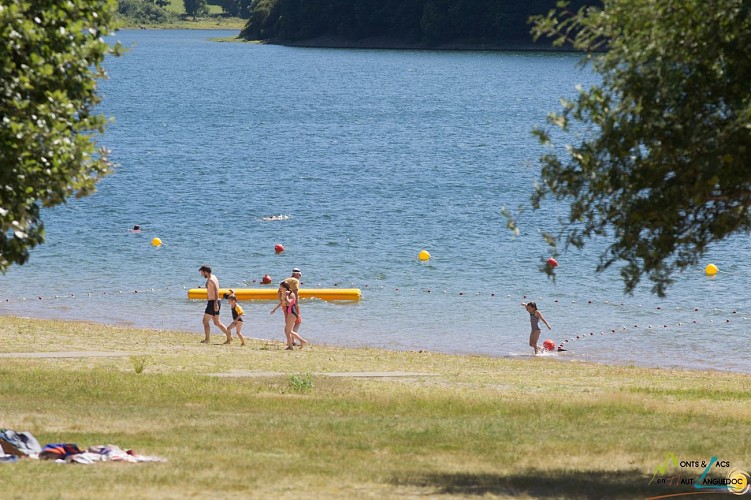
418 250 431 261
151 237 162 247
705 263 718 276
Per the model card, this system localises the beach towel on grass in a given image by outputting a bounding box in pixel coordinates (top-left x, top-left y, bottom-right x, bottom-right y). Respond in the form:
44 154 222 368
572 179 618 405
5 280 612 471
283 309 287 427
66 445 166 464
0 433 165 464
0 430 42 457
40 443 83 460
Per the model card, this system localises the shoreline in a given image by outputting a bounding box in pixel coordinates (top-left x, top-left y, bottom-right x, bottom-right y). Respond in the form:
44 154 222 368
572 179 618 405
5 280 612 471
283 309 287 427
1 313 746 376
113 27 579 52
251 35 580 52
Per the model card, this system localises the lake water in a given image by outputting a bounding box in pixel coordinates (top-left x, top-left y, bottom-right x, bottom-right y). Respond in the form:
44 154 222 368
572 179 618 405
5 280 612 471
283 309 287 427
1 30 748 373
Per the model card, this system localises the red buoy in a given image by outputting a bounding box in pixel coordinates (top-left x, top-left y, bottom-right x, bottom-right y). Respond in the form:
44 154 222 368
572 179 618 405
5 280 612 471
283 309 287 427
261 274 272 284
546 257 558 268
274 244 285 254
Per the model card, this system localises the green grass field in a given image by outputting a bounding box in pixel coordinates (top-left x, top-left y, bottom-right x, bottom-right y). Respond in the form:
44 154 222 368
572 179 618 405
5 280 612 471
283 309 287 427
162 0 222 15
1 316 749 498
117 0 246 30
131 17 246 30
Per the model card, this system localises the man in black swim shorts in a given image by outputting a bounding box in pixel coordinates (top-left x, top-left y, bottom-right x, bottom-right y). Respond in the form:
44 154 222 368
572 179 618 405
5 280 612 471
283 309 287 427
199 264 231 344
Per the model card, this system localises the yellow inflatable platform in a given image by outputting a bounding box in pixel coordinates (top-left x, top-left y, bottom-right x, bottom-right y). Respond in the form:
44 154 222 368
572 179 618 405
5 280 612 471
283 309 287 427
187 288 361 301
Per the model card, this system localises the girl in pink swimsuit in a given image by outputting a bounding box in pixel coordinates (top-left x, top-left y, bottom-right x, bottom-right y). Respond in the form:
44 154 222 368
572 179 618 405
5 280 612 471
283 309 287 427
271 281 307 350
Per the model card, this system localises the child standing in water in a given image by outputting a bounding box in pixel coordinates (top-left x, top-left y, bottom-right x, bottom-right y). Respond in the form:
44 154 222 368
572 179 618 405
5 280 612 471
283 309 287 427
523 302 551 354
223 290 246 346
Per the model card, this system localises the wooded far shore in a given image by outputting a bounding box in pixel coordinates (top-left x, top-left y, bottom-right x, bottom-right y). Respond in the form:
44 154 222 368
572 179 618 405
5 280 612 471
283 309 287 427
239 0 600 49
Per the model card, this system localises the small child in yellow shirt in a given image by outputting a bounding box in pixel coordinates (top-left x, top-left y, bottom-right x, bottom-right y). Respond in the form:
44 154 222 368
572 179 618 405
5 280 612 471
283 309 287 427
223 290 246 346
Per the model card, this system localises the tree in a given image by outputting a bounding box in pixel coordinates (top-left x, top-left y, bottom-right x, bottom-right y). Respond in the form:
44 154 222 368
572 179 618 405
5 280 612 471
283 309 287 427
529 0 751 296
239 0 596 44
209 0 253 18
183 0 208 19
118 0 172 24
0 0 121 272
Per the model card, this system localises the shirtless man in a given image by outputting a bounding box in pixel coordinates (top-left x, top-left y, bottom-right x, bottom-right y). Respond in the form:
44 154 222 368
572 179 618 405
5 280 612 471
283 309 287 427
199 264 231 344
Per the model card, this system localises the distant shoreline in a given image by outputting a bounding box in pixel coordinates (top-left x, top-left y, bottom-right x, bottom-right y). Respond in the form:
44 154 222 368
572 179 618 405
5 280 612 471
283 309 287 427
114 27 579 52
255 35 579 52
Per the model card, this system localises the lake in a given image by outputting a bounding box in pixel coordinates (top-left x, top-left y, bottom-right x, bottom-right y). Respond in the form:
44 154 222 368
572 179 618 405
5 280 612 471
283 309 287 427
1 29 748 372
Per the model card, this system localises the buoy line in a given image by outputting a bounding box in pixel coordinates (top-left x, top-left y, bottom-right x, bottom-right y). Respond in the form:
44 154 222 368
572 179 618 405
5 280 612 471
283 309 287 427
2 282 747 314
4 283 746 352
3 283 746 354
1 284 187 303
555 311 747 351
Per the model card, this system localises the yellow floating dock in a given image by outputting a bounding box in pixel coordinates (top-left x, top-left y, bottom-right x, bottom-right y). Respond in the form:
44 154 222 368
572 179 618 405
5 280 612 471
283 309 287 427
187 288 361 301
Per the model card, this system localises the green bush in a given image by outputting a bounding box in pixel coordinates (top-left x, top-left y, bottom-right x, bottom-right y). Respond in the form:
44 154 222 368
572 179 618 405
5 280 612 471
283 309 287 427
289 373 314 392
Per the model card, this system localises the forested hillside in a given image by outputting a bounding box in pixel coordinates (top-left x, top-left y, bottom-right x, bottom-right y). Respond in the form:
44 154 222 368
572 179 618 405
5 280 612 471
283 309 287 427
240 0 599 47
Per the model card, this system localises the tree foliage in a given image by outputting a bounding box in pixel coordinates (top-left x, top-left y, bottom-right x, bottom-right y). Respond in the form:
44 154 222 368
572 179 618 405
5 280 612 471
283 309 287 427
240 0 596 44
0 0 120 272
118 0 173 24
208 0 252 18
530 0 751 296
183 0 208 18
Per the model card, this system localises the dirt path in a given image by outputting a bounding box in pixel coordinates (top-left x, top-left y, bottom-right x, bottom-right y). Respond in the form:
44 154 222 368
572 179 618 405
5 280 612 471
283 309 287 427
0 351 138 359
210 370 438 378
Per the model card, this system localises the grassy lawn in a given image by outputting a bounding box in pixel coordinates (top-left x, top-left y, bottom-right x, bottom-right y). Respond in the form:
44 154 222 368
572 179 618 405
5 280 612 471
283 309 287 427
1 316 749 498
117 0 246 30
162 0 223 15
119 16 247 31
143 17 245 30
